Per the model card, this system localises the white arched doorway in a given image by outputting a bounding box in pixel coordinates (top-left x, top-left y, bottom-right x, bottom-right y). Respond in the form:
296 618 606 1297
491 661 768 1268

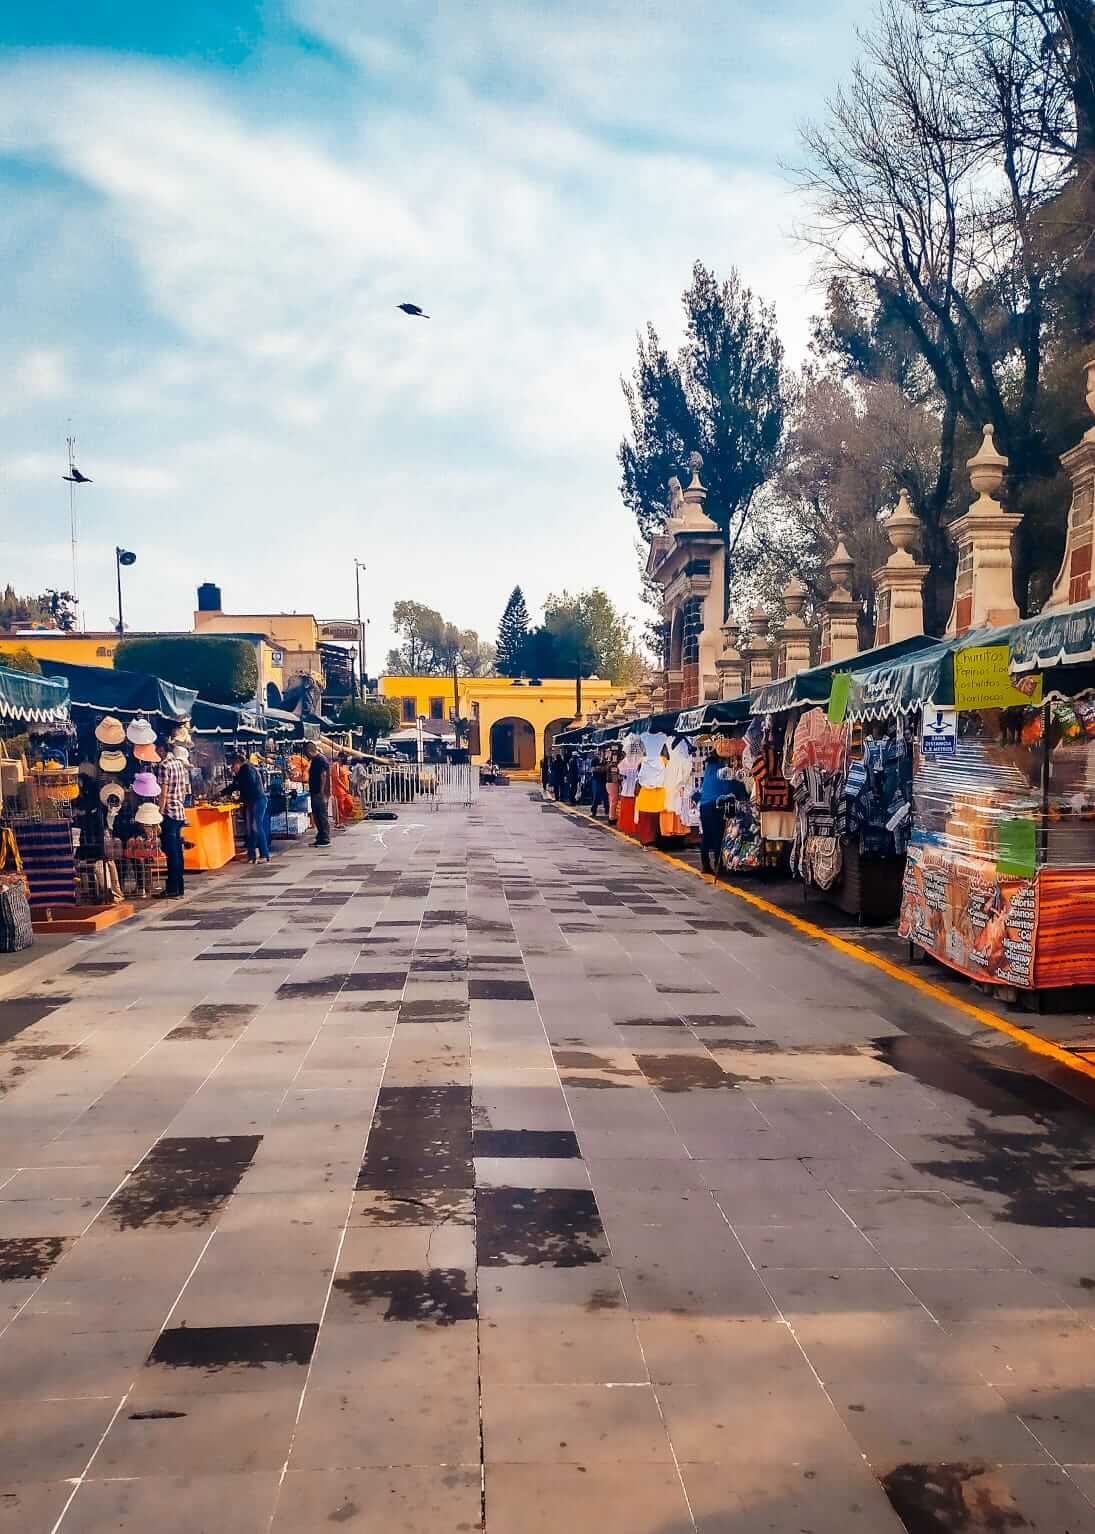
489 716 536 770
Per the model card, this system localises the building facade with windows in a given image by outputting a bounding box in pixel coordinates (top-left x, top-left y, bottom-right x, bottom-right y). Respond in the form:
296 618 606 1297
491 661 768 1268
379 674 623 769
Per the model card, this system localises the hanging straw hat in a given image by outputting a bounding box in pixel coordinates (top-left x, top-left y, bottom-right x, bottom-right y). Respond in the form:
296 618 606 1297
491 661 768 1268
131 771 161 798
99 782 125 808
134 801 163 826
126 716 157 745
94 716 126 745
98 749 128 773
133 742 160 763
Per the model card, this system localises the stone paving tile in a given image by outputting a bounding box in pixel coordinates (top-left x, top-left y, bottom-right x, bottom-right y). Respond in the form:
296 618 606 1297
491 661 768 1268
0 797 1091 1532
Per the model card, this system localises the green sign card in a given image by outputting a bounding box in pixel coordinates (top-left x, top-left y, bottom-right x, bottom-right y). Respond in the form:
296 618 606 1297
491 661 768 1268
828 672 851 725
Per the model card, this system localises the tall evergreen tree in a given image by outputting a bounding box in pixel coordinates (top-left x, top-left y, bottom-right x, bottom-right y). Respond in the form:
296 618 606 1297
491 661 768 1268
496 586 530 677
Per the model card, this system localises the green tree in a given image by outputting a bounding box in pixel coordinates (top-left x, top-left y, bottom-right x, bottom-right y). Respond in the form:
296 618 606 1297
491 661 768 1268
0 646 43 675
0 586 77 632
496 587 530 676
386 602 497 676
619 261 786 615
338 696 400 746
114 636 258 705
544 589 642 685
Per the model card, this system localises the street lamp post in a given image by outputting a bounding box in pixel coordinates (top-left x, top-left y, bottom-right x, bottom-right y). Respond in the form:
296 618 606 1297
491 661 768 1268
354 560 367 698
115 548 137 636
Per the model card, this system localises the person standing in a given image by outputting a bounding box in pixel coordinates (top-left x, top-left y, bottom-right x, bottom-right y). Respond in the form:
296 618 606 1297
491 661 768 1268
229 748 270 863
550 752 565 801
565 752 580 805
694 753 732 877
158 746 190 898
589 755 610 819
305 742 332 847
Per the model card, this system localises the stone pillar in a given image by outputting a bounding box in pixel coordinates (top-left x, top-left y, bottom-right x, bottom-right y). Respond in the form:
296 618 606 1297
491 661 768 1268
1045 355 1095 611
873 489 929 645
715 621 747 699
744 610 774 690
945 425 1021 635
774 576 812 678
820 541 860 662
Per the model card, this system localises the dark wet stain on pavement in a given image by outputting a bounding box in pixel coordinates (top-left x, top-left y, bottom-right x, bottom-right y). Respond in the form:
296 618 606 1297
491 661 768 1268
332 1268 476 1324
399 999 470 1023
468 978 534 1002
355 1189 475 1226
104 1135 261 1230
0 1236 67 1280
357 1086 472 1190
473 1129 580 1159
67 960 131 976
881 1461 1029 1532
344 972 408 992
476 1187 609 1267
147 1323 318 1370
0 995 70 1045
166 1003 258 1041
635 1053 738 1091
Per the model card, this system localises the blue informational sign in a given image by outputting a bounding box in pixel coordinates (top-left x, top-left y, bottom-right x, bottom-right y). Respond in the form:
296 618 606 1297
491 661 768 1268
921 706 957 757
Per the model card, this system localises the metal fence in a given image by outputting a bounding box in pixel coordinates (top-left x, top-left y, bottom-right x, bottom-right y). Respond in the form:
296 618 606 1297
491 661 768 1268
359 762 480 810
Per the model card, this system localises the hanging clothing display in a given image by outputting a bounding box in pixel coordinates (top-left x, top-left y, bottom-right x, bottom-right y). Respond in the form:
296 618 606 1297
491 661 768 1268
660 738 695 836
617 734 642 835
635 731 670 815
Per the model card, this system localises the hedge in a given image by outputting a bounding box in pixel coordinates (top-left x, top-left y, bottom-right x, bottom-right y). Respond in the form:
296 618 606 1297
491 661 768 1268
114 635 259 706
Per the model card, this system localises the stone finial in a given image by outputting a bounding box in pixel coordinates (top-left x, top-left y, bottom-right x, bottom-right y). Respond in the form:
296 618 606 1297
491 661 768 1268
886 489 921 557
715 620 746 699
746 608 770 648
945 423 1020 634
968 424 1007 505
675 451 717 533
782 575 808 624
827 540 856 598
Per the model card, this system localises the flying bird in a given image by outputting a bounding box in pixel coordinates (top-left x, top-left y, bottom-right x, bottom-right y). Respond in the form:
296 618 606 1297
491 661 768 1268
63 466 92 483
397 303 429 318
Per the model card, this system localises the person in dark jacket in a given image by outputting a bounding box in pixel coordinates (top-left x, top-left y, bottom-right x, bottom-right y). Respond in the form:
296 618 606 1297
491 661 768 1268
694 755 732 876
589 756 610 819
304 742 332 847
228 749 271 863
550 753 566 801
565 753 580 804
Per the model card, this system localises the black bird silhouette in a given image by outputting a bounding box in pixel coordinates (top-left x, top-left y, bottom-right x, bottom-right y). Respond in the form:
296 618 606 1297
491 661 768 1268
63 466 92 484
397 303 429 318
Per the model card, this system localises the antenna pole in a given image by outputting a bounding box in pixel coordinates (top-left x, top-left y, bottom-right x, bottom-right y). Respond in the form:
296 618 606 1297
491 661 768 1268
66 434 82 631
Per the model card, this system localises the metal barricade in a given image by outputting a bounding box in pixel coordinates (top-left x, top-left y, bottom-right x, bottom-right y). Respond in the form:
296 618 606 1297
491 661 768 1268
358 762 479 810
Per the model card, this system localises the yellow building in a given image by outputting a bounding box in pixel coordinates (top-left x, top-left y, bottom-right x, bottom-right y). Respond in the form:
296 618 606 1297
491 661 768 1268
380 674 623 769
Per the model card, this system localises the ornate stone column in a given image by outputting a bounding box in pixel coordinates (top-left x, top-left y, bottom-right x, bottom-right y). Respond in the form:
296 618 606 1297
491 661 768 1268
945 425 1021 635
873 489 929 644
744 609 774 690
774 576 812 677
1044 355 1095 611
820 541 860 662
715 620 747 700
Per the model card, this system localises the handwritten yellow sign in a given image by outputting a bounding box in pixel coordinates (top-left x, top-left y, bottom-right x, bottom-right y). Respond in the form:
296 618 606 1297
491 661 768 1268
953 645 1043 710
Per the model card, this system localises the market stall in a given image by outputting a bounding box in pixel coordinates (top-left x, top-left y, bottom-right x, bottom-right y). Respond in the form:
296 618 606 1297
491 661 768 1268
846 612 1095 994
34 659 197 903
0 668 73 946
749 636 938 915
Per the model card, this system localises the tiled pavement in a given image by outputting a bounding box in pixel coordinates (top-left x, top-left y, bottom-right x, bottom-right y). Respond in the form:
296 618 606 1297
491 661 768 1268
0 791 1093 1532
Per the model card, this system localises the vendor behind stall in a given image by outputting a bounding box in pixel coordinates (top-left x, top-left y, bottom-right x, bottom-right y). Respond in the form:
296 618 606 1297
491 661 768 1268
227 748 271 864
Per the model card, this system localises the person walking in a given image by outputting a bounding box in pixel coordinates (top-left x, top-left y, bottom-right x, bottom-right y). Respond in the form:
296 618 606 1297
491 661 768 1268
305 742 332 847
157 745 190 898
694 753 732 877
565 752 580 805
589 755 610 819
228 748 271 863
550 752 566 801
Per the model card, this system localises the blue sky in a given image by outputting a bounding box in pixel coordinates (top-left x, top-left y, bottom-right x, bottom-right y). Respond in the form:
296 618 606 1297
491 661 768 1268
0 0 864 663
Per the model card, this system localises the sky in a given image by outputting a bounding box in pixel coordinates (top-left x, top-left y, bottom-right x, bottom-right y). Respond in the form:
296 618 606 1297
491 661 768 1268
0 0 865 668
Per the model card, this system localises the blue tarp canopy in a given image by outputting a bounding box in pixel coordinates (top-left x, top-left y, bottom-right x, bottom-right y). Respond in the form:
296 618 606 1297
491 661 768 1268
751 634 939 715
0 667 69 724
1003 597 1095 673
189 699 264 736
37 659 195 720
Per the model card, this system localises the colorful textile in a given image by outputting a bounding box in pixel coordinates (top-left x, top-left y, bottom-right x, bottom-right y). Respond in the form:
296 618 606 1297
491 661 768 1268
635 785 665 814
617 796 637 835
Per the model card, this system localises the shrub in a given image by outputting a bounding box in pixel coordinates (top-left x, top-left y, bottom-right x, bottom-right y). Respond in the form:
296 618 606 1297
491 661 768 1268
114 636 258 705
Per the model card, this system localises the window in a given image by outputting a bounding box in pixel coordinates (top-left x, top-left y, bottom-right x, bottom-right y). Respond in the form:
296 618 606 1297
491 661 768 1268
401 696 416 723
429 696 445 721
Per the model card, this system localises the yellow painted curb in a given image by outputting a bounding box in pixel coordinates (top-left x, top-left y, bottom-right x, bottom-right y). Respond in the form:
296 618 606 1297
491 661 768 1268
552 798 1095 1088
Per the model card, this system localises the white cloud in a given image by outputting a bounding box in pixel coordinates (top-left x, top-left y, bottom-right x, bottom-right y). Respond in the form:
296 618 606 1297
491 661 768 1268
0 1 860 653
11 348 68 403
